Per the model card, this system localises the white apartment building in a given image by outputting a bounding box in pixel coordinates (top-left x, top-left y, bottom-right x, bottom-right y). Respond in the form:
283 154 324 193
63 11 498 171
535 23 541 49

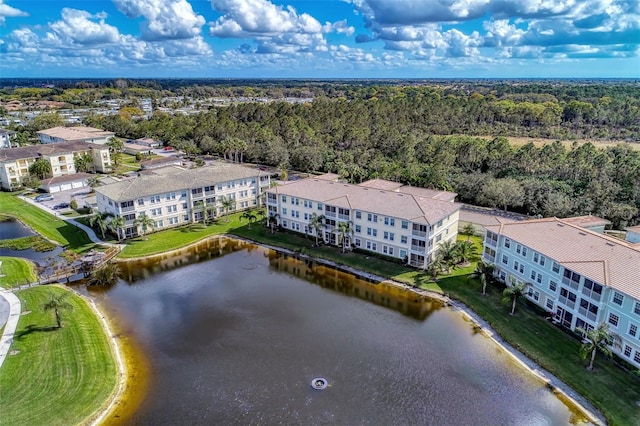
0 141 111 191
0 129 16 149
265 175 461 268
37 126 115 145
96 163 270 238
482 217 640 368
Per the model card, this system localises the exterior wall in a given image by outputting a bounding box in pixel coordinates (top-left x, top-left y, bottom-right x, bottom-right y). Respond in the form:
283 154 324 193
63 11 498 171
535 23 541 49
626 230 640 244
266 192 459 268
97 174 269 238
482 230 640 368
0 133 13 149
90 147 112 173
42 152 76 177
0 157 36 190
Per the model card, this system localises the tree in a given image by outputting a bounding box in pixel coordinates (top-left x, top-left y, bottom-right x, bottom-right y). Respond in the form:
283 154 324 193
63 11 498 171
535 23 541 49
268 212 280 234
42 292 73 329
469 261 495 295
308 213 326 246
88 210 112 239
502 281 528 315
88 262 121 286
576 323 621 371
74 152 93 173
478 177 524 211
435 240 458 273
454 240 477 265
134 214 155 239
28 158 52 180
105 136 124 166
337 221 354 252
219 195 235 222
87 176 101 192
240 210 257 230
109 216 126 242
460 223 476 240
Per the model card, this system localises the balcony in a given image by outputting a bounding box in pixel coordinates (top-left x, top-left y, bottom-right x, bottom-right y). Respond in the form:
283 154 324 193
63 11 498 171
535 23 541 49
578 307 597 322
411 230 427 238
338 214 349 221
411 245 426 252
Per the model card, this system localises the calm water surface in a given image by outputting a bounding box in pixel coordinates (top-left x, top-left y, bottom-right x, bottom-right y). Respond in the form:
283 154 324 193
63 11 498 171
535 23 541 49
103 237 584 425
0 219 63 263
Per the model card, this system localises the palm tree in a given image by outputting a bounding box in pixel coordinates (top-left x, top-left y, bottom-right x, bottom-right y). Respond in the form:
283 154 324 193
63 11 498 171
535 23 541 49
134 214 155 239
88 262 121 286
454 240 478 265
257 208 267 226
427 257 446 280
436 240 458 273
308 213 326 246
268 213 280 234
204 203 217 225
337 221 354 252
219 195 235 222
109 216 126 242
461 223 476 240
88 210 112 239
469 261 495 295
43 292 73 328
577 323 621 371
502 281 528 315
29 158 52 180
240 210 257 230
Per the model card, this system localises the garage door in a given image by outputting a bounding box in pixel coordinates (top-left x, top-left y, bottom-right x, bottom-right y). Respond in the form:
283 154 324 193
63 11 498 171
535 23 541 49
49 185 61 193
72 181 86 189
60 183 73 191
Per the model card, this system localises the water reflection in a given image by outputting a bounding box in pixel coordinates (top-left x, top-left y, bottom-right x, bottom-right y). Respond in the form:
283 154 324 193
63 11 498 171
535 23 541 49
106 236 588 425
0 218 63 264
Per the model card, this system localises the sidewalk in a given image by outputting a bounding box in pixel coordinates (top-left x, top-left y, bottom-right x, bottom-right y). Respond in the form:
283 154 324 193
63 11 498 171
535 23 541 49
0 289 21 368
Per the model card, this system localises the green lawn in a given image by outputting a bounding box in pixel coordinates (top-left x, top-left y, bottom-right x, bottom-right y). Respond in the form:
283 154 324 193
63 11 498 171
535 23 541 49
0 192 94 253
117 217 640 424
0 285 118 425
0 256 37 289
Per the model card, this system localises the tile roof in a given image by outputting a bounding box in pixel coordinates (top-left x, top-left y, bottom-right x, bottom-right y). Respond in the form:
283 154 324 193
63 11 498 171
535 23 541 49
485 217 640 300
626 225 640 233
269 178 461 224
96 162 265 201
40 172 92 185
0 141 105 162
561 215 611 229
359 179 403 191
36 126 114 141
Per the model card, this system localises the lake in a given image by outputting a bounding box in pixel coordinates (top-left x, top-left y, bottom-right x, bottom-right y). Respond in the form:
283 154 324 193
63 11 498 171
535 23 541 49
99 237 586 425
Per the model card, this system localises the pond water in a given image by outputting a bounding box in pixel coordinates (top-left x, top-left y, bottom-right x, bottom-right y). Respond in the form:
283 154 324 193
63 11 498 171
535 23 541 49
100 237 586 425
0 219 63 264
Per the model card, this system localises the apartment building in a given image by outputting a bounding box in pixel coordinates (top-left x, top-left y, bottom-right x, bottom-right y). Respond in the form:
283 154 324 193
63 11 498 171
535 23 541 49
0 141 111 190
265 175 461 268
37 126 115 145
95 163 270 238
482 217 640 368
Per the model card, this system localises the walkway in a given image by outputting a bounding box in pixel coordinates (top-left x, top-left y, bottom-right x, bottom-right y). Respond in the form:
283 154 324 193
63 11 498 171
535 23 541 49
0 289 21 368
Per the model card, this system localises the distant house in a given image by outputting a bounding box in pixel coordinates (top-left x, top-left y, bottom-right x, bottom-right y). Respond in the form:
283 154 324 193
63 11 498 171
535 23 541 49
626 225 640 244
0 129 16 149
0 141 111 191
39 172 92 193
123 143 153 156
37 126 115 145
561 215 611 234
131 137 162 148
140 156 182 170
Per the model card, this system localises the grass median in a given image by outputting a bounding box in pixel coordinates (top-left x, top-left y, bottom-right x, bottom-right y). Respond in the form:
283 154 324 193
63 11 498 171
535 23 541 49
0 256 37 289
0 285 118 426
0 192 94 253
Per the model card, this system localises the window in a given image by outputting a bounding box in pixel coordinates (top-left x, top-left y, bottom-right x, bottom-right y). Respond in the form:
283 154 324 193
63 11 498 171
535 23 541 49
612 292 624 306
355 225 361 233
282 220 287 227
624 345 632 357
549 280 557 292
123 214 135 221
559 288 577 308
630 324 637 337
401 221 408 230
181 191 187 198
533 253 546 266
317 203 323 211
608 313 619 327
399 249 407 259
502 255 508 265
634 302 640 316
355 239 361 247
401 236 408 244
282 208 287 215
563 269 581 290
355 211 361 219
120 200 133 208
552 262 560 273
281 195 287 202
513 261 524 274
384 217 395 226
504 238 511 249
635 351 640 364
546 299 554 310
366 242 377 251
516 244 527 257
150 195 161 203
155 220 164 228
582 279 603 301
182 203 188 209
529 290 540 302
191 188 202 195
217 184 223 191
292 197 299 205
436 234 442 242
166 192 176 200
137 198 144 206
367 213 378 223
304 200 312 208
579 298 599 321
383 232 394 241
168 217 179 225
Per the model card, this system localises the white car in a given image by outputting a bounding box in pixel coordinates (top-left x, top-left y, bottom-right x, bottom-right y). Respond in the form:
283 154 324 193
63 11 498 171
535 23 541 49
35 194 54 202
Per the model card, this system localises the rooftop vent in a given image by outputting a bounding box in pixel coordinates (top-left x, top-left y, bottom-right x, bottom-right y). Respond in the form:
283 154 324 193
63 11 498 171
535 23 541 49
579 232 586 236
605 242 615 247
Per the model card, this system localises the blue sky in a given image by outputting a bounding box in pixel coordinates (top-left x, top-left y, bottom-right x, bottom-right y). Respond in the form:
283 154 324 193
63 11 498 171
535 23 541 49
0 0 638 78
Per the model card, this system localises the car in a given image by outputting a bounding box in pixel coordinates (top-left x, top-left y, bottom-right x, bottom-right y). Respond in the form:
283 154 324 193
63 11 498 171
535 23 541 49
52 202 70 210
35 194 54 202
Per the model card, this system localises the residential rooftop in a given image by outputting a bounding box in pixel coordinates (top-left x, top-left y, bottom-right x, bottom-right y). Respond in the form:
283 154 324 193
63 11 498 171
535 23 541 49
0 141 105 162
485 217 640 300
96 162 266 201
268 178 461 225
561 214 611 229
36 126 114 141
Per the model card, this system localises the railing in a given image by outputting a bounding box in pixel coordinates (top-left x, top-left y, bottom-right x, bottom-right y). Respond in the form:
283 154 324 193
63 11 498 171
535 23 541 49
578 307 597 322
558 295 576 309
411 230 427 237
338 214 349 221
325 211 336 218
411 245 426 252
120 205 135 213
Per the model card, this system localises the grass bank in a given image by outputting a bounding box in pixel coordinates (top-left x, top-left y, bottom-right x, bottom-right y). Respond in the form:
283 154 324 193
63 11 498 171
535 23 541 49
0 192 94 253
117 216 640 424
0 256 37 289
0 285 118 425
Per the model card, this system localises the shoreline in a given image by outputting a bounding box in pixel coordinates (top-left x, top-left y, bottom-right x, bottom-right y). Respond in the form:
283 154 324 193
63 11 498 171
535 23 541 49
117 232 606 425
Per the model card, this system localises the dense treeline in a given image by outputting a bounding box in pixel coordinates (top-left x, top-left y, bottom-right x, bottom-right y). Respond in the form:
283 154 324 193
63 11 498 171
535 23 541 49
80 95 640 228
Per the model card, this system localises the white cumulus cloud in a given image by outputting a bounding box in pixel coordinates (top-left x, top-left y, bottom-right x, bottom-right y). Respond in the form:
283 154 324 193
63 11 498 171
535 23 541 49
0 0 28 24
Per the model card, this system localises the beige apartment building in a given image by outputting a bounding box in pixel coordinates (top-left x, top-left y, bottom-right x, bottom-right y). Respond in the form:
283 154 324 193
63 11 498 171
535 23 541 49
265 174 461 268
0 141 111 191
37 126 115 145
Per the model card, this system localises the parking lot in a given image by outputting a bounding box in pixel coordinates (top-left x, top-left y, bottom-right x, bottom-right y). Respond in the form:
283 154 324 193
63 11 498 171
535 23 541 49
32 187 93 213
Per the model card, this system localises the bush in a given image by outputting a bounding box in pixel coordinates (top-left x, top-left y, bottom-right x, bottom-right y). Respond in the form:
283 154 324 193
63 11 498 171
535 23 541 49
69 198 78 210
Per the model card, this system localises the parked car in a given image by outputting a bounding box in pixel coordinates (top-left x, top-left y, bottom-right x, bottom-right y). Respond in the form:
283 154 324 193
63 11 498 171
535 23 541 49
35 194 54 202
52 202 70 210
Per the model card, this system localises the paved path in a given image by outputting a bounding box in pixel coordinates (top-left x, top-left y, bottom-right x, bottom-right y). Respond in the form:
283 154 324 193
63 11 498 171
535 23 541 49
0 289 21 368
